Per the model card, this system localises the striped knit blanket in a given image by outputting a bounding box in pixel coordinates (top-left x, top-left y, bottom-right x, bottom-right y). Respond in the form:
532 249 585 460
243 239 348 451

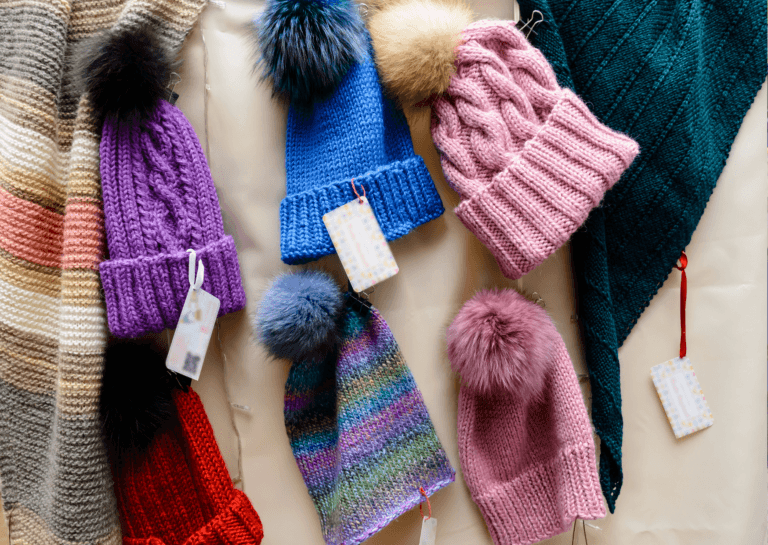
0 1 204 542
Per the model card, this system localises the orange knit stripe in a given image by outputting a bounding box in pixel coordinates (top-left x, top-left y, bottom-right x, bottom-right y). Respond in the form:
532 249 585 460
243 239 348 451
62 199 104 271
0 185 62 268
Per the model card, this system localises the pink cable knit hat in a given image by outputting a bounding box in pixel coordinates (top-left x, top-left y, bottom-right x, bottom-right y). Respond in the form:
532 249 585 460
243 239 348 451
447 289 605 545
369 8 639 279
432 21 639 278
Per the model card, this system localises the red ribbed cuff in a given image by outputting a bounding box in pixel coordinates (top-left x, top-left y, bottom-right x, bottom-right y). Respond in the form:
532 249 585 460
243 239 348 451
455 89 639 279
473 442 606 545
123 491 263 545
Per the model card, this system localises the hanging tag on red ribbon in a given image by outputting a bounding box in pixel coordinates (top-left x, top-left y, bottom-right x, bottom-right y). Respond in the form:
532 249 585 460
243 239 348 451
322 180 399 293
650 251 713 439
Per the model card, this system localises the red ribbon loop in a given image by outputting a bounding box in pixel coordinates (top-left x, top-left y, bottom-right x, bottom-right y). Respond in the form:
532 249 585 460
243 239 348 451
419 487 432 520
674 251 687 359
350 178 366 204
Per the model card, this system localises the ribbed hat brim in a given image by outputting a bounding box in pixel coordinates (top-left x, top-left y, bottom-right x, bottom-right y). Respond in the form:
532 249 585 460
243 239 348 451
100 236 246 338
454 89 639 279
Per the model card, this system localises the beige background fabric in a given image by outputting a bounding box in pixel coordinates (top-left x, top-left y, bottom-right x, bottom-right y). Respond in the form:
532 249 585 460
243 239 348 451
0 1 764 544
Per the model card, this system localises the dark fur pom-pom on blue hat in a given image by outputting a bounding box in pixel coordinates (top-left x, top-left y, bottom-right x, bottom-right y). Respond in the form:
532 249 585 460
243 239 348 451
252 0 367 107
255 269 344 362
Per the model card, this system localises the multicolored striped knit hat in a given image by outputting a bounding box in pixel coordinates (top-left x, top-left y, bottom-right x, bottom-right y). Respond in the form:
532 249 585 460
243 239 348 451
285 295 455 544
256 271 454 545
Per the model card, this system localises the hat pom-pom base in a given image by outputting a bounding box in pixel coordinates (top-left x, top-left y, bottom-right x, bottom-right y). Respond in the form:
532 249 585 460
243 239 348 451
252 0 367 107
447 289 558 399
255 270 344 362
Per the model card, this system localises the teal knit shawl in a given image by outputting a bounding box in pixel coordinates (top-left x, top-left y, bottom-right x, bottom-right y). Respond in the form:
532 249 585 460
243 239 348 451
517 0 767 512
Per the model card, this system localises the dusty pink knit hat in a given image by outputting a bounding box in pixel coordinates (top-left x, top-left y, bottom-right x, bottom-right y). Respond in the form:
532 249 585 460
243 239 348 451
430 21 639 279
447 289 605 545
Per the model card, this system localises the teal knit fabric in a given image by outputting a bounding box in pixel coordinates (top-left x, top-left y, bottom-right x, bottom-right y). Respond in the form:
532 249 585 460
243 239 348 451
517 0 767 512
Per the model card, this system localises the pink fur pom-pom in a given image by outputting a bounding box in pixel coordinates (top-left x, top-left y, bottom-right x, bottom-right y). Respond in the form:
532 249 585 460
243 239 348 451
446 289 559 398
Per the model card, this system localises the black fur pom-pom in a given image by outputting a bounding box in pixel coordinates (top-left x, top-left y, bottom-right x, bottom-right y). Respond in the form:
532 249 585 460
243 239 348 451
99 342 186 459
252 0 367 107
72 26 174 122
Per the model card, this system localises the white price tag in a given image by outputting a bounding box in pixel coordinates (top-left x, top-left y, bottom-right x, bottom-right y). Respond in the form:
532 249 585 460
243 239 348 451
419 517 437 545
166 250 220 381
651 357 713 439
322 196 398 293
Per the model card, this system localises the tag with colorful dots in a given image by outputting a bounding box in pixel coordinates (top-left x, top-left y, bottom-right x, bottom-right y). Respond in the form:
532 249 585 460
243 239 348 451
651 357 713 439
322 196 399 293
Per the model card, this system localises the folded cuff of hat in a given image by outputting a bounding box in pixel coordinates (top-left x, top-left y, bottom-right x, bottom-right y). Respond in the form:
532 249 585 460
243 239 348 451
279 156 444 265
472 442 606 545
122 489 264 545
100 236 247 338
455 89 639 279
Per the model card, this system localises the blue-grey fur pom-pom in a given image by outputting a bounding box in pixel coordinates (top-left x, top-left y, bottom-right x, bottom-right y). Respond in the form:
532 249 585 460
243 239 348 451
252 0 367 107
255 270 344 362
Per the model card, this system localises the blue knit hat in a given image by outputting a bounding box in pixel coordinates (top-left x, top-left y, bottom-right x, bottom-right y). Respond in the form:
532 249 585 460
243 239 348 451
279 46 445 265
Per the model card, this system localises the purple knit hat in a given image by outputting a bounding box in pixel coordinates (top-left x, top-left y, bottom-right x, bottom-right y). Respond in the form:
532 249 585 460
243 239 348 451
99 100 246 338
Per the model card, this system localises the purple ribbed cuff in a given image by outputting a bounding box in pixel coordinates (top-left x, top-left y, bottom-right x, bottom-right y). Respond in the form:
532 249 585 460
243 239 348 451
100 236 246 338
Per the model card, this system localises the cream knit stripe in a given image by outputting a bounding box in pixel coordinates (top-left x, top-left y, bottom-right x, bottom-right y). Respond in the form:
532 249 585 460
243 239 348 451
7 504 121 545
0 278 60 340
0 113 63 184
0 0 206 543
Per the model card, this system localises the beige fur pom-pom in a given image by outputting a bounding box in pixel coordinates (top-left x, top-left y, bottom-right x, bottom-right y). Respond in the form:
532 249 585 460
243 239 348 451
368 0 474 107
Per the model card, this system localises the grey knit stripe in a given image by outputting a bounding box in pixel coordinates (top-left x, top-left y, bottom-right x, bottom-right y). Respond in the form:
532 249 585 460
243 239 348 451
0 4 68 97
0 377 119 542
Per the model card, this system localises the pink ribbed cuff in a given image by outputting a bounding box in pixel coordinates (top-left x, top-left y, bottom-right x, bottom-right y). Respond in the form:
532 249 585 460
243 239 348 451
473 442 605 545
454 89 639 279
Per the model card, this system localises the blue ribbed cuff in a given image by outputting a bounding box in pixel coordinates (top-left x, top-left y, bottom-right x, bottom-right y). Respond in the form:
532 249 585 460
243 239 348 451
279 156 444 265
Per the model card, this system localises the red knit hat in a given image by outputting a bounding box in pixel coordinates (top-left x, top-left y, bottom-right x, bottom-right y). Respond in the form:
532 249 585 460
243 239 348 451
112 388 264 545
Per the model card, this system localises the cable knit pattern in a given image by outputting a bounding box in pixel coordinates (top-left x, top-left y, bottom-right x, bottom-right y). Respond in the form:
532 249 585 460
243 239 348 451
100 99 246 338
284 296 455 545
0 2 206 543
280 45 444 265
456 337 605 545
114 388 264 544
431 21 638 279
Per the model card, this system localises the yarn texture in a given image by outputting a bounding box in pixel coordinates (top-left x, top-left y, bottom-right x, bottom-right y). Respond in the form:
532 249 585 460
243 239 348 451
517 0 767 511
0 3 206 543
284 295 455 544
280 43 444 264
447 289 557 399
99 99 246 338
111 388 264 544
449 290 605 545
430 21 639 279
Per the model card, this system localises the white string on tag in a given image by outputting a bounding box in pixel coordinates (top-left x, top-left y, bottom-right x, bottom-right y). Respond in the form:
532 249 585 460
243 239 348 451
187 249 204 291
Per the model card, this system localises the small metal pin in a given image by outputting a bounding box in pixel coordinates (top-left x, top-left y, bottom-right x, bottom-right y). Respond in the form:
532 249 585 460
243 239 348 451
167 72 182 104
519 9 544 39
